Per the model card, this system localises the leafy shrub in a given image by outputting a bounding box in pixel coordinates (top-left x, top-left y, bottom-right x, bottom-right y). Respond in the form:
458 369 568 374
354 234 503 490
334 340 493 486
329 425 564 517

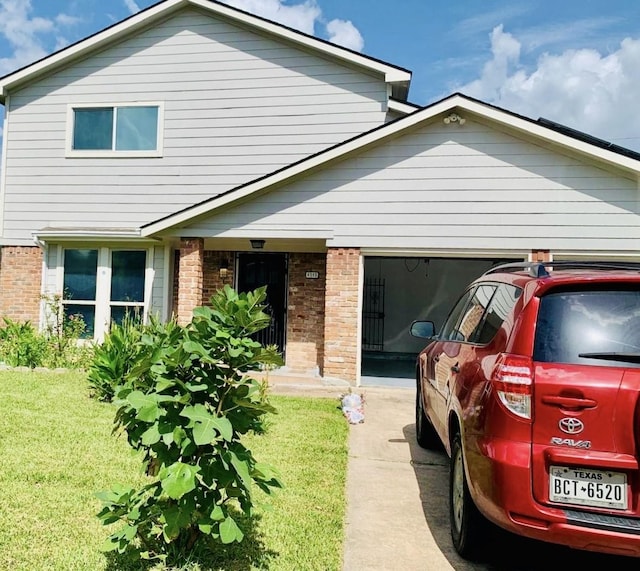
40 294 94 369
0 295 94 370
0 318 48 368
87 312 145 401
97 286 284 564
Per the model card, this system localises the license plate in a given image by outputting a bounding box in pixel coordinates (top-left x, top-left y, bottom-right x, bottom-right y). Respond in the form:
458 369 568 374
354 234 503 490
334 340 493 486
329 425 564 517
549 466 627 510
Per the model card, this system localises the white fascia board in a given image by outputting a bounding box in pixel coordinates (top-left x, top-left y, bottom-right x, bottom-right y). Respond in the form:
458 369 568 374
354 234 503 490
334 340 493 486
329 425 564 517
32 229 153 242
388 99 421 115
0 0 410 100
176 227 334 239
360 248 530 259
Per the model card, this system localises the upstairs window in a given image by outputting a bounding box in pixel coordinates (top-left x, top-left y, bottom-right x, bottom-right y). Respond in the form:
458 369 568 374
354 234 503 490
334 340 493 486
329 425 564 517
68 103 163 156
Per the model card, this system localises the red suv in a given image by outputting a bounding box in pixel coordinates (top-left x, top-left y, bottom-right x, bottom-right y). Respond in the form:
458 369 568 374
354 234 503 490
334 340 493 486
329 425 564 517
410 261 640 560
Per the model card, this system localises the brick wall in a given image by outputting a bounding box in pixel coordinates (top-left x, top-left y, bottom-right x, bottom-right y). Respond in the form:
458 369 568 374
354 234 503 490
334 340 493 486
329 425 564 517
0 246 43 324
176 238 204 325
203 251 235 304
173 251 236 314
286 252 326 373
323 248 361 383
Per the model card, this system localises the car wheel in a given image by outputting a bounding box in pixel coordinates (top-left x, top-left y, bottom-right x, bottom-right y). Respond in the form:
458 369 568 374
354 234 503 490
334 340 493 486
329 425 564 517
449 431 486 561
415 380 439 449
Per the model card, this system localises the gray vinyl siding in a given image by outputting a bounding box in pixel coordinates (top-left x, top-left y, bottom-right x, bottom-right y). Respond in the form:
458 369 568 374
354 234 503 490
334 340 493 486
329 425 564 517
183 119 640 252
151 246 165 320
2 7 388 241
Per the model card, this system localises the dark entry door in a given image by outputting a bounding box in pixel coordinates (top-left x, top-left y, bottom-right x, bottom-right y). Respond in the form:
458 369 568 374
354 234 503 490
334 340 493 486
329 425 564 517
237 253 287 354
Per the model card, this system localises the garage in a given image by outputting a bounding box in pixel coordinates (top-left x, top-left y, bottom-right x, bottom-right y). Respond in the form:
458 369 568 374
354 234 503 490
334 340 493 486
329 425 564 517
360 256 518 386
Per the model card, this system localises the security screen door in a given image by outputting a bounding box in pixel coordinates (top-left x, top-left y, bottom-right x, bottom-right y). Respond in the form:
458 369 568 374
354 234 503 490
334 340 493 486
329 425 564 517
236 253 287 355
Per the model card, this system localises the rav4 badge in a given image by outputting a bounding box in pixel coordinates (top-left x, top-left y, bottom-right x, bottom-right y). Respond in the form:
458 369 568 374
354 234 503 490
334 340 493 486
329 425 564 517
559 417 584 434
550 437 591 448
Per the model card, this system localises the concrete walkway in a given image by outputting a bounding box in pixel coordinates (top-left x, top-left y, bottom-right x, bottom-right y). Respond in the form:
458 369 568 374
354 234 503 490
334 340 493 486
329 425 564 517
341 386 471 571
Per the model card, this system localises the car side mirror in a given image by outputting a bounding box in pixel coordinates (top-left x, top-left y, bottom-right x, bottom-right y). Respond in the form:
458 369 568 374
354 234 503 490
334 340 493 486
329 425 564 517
410 320 436 339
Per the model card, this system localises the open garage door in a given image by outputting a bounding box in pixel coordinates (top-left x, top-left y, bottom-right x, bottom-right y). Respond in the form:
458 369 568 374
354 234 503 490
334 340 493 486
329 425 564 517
360 257 518 387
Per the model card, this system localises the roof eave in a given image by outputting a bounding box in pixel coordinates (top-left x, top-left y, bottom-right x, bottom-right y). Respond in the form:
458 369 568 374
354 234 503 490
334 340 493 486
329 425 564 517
0 0 411 99
141 93 640 237
33 228 150 242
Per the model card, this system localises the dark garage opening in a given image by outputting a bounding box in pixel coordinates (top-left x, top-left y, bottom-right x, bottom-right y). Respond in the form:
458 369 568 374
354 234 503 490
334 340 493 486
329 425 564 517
360 256 518 387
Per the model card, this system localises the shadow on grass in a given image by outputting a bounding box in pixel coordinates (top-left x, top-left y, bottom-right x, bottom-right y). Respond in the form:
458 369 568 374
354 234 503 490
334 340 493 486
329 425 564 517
104 514 278 571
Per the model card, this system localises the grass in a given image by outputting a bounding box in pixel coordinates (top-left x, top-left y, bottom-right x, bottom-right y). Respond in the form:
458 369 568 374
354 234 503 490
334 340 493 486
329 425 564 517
0 370 348 570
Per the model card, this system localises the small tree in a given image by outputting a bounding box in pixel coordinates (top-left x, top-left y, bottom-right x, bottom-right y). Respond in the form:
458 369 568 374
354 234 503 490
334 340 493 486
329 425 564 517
96 286 283 563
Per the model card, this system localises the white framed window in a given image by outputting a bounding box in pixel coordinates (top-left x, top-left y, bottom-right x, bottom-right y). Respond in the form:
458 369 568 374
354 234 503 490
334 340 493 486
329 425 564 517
66 102 164 158
62 248 98 338
61 247 152 340
108 250 147 325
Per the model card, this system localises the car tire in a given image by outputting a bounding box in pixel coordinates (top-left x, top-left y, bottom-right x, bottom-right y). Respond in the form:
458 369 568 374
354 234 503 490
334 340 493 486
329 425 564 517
415 380 440 449
449 431 487 561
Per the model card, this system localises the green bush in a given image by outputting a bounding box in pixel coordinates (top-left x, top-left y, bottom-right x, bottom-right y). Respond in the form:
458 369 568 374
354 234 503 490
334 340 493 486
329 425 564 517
0 295 94 370
96 286 284 564
0 318 48 368
87 312 145 401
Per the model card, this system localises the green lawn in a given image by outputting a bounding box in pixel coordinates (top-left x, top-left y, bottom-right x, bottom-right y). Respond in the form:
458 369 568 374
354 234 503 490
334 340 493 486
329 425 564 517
0 370 348 570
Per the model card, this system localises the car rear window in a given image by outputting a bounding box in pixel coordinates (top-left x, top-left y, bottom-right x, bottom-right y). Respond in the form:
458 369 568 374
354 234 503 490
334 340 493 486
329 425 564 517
533 288 640 368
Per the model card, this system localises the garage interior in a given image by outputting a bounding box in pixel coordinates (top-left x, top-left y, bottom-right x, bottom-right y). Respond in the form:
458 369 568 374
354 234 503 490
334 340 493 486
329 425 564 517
360 256 517 386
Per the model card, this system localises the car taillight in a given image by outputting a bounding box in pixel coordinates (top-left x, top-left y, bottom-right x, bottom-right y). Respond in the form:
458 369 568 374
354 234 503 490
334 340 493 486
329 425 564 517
491 353 533 420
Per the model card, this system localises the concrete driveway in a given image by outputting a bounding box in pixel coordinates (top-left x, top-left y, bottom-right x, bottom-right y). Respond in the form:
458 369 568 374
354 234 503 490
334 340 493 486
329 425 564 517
336 386 640 571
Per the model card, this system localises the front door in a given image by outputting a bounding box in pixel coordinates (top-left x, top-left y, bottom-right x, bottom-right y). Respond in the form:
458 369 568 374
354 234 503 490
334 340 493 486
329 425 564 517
237 253 288 355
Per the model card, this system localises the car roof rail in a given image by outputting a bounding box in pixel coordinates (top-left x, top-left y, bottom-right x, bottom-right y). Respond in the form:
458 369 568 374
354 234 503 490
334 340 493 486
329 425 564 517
483 260 640 278
483 262 550 278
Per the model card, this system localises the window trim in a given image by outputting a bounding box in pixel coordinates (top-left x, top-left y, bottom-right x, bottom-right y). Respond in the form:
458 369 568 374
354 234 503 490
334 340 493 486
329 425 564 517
65 102 164 158
58 246 154 341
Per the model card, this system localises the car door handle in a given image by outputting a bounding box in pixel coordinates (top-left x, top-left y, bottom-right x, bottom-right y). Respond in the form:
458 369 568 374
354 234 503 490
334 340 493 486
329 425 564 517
541 395 597 409
451 364 460 373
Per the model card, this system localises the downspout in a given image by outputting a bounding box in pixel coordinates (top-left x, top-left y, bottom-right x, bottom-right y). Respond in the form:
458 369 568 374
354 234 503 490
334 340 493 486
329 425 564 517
33 235 48 332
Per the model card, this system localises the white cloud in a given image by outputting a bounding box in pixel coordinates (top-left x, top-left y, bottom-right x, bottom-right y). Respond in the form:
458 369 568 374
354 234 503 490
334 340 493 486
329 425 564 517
222 0 319 35
326 19 363 52
459 26 640 149
0 0 80 76
55 13 82 27
221 0 364 51
123 0 140 15
0 0 53 75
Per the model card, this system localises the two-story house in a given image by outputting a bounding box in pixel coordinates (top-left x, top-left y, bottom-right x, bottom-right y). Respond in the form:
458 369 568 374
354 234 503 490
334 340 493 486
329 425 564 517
1 0 639 385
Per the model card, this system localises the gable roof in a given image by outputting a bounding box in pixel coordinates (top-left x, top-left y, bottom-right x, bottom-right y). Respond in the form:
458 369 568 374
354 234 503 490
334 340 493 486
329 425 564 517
0 0 411 104
141 92 640 237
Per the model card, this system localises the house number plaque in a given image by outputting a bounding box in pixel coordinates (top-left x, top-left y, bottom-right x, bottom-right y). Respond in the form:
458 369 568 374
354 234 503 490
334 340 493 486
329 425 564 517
305 271 320 279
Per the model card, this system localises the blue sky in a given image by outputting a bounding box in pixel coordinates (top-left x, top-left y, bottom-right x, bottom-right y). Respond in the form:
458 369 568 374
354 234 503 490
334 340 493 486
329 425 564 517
2 0 640 148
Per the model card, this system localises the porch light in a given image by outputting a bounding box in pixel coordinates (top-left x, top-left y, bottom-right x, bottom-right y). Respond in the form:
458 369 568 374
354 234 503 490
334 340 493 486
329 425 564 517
250 239 265 250
219 258 230 278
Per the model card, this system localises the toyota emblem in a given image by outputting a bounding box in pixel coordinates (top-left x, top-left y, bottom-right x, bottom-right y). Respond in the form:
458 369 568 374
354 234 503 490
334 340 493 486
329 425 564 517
559 417 584 435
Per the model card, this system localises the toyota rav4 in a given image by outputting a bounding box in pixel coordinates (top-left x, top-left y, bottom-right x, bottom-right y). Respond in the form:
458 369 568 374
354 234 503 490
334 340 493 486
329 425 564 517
410 261 640 560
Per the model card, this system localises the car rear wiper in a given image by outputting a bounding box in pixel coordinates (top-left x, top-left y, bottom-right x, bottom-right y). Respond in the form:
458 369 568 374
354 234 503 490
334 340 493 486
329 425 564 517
577 352 640 364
